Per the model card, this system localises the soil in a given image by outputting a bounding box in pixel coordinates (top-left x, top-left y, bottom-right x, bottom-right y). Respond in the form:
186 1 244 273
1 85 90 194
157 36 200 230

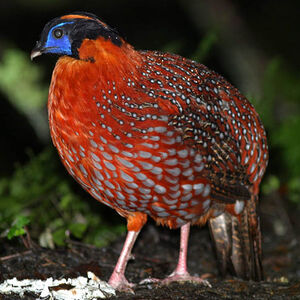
1 193 300 300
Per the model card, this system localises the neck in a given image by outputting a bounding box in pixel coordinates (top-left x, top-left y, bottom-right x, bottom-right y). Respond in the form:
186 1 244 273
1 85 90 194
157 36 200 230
77 37 141 74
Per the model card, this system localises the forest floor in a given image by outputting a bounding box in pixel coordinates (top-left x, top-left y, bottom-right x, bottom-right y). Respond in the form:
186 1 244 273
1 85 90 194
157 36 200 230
0 193 300 300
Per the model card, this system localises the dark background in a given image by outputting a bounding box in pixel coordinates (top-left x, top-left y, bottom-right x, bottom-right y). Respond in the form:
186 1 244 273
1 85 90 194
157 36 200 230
0 0 299 248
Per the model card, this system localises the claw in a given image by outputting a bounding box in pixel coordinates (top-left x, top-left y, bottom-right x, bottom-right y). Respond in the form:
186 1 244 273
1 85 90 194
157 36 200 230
140 272 211 288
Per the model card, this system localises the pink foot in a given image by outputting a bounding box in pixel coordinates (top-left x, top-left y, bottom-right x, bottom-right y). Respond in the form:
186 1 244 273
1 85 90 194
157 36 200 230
108 273 135 293
140 271 211 287
162 270 211 286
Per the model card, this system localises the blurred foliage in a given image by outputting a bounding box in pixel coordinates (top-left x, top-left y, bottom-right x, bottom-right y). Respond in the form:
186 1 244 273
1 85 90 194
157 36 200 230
0 149 125 247
0 49 47 111
250 58 300 204
191 30 218 62
0 49 49 140
0 1 299 248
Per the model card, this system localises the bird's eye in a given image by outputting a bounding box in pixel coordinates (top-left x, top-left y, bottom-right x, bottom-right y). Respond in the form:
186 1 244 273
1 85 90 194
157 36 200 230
53 28 64 39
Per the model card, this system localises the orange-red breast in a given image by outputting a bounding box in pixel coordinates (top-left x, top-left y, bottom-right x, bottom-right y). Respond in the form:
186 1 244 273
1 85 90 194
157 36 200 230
31 12 268 291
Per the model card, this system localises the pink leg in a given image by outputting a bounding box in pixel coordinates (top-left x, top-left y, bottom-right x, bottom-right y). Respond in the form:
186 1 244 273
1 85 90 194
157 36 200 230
141 223 211 286
108 230 140 292
169 222 191 277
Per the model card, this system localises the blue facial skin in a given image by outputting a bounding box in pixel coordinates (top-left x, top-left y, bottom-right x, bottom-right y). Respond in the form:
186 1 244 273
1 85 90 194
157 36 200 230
44 22 74 55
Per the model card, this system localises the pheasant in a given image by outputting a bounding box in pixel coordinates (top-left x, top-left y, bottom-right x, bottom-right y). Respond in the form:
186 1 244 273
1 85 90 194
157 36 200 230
31 12 268 291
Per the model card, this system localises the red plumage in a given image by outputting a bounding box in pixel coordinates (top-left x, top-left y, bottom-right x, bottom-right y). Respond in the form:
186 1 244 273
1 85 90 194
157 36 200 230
33 13 268 291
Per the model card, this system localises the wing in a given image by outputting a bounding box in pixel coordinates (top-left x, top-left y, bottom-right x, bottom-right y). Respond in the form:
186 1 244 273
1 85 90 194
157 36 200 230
138 50 256 204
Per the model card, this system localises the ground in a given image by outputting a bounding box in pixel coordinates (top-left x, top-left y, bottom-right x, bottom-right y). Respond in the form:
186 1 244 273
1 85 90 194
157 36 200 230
0 193 300 299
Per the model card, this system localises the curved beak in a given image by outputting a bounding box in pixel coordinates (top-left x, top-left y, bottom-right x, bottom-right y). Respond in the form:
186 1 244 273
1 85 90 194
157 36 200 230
30 41 44 61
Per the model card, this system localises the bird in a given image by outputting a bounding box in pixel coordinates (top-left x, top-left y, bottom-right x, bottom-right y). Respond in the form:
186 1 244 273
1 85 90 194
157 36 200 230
31 12 268 291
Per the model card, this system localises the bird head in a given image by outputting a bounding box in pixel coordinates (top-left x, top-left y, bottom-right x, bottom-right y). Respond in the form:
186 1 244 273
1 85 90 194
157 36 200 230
31 12 123 61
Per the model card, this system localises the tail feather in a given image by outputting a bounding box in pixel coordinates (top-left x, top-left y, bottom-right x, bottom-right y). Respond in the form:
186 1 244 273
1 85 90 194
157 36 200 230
208 195 263 281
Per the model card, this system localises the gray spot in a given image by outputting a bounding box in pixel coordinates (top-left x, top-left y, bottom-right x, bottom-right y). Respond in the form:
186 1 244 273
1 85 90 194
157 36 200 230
79 164 88 177
234 200 244 214
179 202 189 209
129 195 138 202
100 136 107 144
141 142 154 149
116 199 126 206
151 155 161 162
91 175 102 187
151 167 163 175
116 191 125 200
180 159 190 168
139 187 151 194
91 152 100 162
154 185 166 194
139 151 152 158
135 173 147 180
93 161 102 170
90 140 98 148
166 168 181 176
169 184 180 191
152 205 166 212
122 151 134 158
178 210 188 216
104 170 111 179
132 166 141 172
194 164 204 172
182 184 193 192
183 168 193 177
94 170 104 181
120 170 134 182
123 187 134 194
138 161 153 170
191 200 199 206
149 136 160 141
162 196 178 205
181 193 193 202
67 154 74 162
169 190 181 199
203 198 211 210
202 184 211 197
168 149 177 156
165 176 179 184
250 163 256 174
157 211 170 217
104 180 115 189
177 149 188 158
126 182 138 189
176 218 186 226
124 143 134 148
104 160 116 171
102 152 113 161
154 126 167 133
164 158 178 166
105 189 114 198
143 178 155 187
117 156 134 168
162 138 175 145
108 144 119 153
185 213 197 220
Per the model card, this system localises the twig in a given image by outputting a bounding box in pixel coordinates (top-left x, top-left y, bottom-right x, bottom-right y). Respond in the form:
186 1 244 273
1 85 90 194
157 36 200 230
0 250 32 261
